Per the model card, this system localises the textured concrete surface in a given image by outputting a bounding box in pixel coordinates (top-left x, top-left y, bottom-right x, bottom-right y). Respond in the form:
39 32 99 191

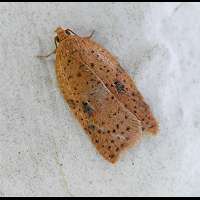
0 2 200 197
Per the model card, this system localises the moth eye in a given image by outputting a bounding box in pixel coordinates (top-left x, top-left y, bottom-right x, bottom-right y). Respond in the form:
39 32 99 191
65 29 71 35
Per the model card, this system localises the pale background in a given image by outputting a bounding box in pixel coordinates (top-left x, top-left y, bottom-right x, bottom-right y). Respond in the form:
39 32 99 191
0 2 200 197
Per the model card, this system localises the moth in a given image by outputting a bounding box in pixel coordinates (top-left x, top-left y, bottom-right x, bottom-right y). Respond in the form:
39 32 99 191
39 27 158 163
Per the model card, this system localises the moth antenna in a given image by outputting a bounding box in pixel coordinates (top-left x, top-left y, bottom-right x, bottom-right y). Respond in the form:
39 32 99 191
37 37 58 58
65 29 78 36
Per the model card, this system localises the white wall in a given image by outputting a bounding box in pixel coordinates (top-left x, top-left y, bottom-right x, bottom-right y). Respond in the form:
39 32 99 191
0 2 200 197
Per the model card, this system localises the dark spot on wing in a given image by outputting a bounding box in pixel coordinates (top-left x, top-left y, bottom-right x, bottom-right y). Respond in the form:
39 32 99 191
66 99 76 109
88 124 95 130
114 80 125 93
68 75 73 80
82 102 94 117
77 72 82 77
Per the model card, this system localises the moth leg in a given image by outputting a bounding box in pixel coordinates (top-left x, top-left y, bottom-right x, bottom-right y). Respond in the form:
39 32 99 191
37 49 56 58
37 37 58 58
85 30 95 39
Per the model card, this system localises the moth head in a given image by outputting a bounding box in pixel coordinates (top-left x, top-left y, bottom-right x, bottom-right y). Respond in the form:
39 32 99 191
55 27 77 45
54 27 69 43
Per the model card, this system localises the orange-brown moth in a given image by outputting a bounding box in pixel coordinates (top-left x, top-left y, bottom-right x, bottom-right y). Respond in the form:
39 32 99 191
39 27 158 163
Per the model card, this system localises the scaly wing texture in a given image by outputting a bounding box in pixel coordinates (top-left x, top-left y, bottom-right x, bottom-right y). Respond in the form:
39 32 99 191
55 36 142 163
79 37 158 134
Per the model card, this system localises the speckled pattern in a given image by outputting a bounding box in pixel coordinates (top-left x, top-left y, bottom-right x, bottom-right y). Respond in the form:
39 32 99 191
55 28 157 163
0 2 200 197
